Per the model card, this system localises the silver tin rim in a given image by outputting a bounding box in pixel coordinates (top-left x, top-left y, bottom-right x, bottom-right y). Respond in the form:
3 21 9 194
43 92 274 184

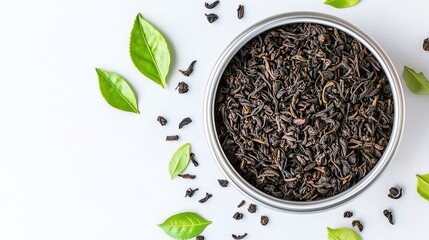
203 12 405 213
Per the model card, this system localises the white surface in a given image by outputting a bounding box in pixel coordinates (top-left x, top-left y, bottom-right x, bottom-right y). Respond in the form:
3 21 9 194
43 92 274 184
1 0 429 239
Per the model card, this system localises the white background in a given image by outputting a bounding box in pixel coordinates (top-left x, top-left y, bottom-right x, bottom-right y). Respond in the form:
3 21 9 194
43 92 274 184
1 0 429 239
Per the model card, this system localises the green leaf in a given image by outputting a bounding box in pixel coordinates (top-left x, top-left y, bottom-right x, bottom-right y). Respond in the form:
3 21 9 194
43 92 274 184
130 13 171 88
324 0 360 8
169 143 191 179
327 227 362 240
403 66 429 95
95 68 139 114
158 212 212 239
417 174 429 201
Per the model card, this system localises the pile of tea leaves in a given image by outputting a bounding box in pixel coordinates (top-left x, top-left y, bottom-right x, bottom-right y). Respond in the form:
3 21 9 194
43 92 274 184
215 23 394 201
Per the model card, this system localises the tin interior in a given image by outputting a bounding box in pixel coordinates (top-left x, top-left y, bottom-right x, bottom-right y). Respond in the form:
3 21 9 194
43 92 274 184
204 12 404 213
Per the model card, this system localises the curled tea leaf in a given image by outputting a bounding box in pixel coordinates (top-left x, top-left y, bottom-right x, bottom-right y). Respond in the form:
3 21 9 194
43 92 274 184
324 0 360 8
158 212 211 239
198 192 212 203
403 66 429 95
205 1 219 9
178 117 192 129
185 188 198 198
232 233 247 239
205 13 218 23
95 68 139 114
169 143 191 179
130 13 171 88
179 60 197 77
343 211 353 218
327 227 362 240
417 174 429 201
388 187 402 199
383 209 394 225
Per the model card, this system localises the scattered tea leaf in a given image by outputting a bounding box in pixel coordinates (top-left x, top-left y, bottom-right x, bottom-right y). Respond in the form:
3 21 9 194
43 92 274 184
176 82 189 94
237 200 246 208
327 227 362 240
179 117 192 129
417 174 429 201
247 204 257 213
324 0 360 8
178 174 196 179
95 68 139 114
190 152 199 167
157 116 167 126
199 192 213 203
158 212 211 239
196 236 205 240
169 143 191 179
166 135 179 141
232 233 247 239
424 38 429 51
388 187 402 199
130 13 171 88
260 215 269 226
185 188 199 198
237 5 244 19
343 211 353 218
352 220 363 232
217 179 229 187
232 212 243 220
204 1 219 9
403 66 429 94
205 13 218 23
179 60 197 76
383 209 394 225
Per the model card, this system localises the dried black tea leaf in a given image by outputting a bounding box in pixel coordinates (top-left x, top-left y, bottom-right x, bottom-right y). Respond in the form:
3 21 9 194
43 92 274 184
237 200 245 208
383 209 394 225
175 82 188 94
178 174 196 179
237 5 244 19
218 179 229 187
196 236 204 240
260 215 269 226
190 152 199 167
204 0 219 9
205 13 218 23
352 220 363 232
424 38 429 51
179 60 197 76
214 23 394 201
388 187 402 199
232 212 243 220
247 204 257 213
343 211 353 218
166 135 179 141
179 117 192 129
157 116 167 126
185 188 199 198
232 233 247 239
199 192 213 203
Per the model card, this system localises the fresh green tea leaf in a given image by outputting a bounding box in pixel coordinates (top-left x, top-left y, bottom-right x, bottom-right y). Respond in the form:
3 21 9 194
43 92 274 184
169 143 191 179
324 0 360 8
158 212 212 239
95 68 139 114
327 227 362 240
417 174 429 201
130 13 171 88
403 66 429 94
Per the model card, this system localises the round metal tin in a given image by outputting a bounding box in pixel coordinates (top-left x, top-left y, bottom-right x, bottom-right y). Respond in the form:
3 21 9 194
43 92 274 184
203 12 405 213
